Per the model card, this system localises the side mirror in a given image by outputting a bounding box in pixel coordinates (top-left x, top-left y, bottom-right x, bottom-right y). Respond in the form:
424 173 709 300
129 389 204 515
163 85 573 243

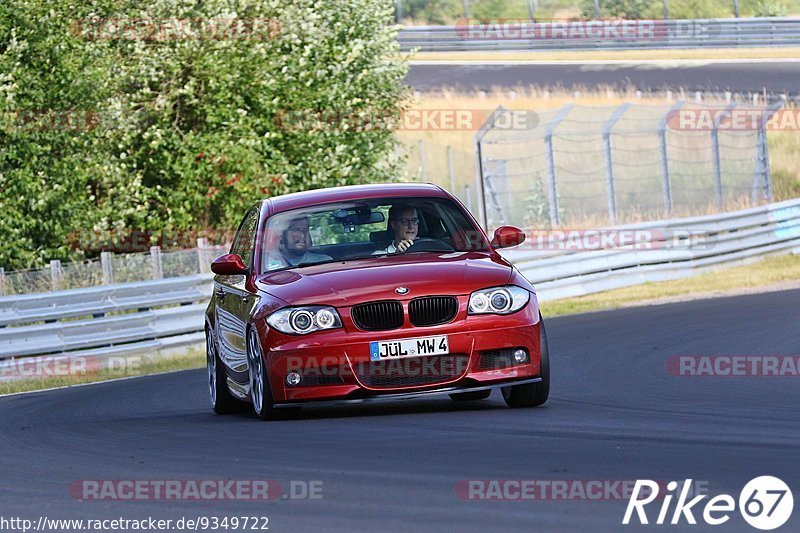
211 253 249 275
491 226 526 249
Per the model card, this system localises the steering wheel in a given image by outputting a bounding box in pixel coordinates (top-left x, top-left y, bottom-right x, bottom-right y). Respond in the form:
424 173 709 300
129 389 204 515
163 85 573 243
404 237 454 253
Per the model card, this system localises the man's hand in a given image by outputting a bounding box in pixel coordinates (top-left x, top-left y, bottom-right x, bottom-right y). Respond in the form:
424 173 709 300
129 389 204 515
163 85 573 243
396 239 415 253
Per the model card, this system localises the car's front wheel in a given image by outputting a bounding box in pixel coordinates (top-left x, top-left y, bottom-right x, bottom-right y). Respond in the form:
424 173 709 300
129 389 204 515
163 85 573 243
247 328 292 421
502 313 550 408
207 329 247 414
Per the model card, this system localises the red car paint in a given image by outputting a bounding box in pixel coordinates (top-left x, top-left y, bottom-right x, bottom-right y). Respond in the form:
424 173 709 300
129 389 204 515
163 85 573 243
205 183 545 413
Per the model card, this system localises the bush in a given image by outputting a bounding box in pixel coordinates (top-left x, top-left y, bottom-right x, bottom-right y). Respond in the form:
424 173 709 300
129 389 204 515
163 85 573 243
579 0 660 19
0 0 409 269
751 0 788 16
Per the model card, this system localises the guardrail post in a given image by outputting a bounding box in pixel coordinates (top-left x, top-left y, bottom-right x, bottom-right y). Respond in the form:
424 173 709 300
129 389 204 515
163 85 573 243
602 103 631 225
447 146 456 193
0 267 6 296
463 0 470 18
662 0 669 19
150 246 163 280
543 104 573 227
101 252 114 285
197 238 210 273
50 260 62 292
395 0 402 23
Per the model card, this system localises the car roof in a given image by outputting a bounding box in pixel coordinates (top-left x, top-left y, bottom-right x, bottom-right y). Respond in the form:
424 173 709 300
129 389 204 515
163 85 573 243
266 183 448 214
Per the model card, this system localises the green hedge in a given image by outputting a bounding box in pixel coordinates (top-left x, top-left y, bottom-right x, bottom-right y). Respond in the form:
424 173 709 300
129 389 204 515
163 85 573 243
0 0 408 269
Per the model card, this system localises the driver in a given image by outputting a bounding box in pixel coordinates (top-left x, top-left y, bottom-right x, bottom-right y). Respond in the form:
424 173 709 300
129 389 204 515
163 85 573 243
265 215 332 270
374 205 419 255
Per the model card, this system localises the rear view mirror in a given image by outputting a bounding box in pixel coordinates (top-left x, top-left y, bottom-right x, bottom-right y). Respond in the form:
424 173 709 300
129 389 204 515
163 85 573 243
331 207 385 227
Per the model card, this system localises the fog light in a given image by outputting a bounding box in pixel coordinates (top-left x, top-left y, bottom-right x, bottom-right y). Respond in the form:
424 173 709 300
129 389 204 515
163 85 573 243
513 349 528 363
285 372 302 386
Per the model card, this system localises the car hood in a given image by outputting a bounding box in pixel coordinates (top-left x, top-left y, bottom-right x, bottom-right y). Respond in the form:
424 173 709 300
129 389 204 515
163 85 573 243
254 252 513 307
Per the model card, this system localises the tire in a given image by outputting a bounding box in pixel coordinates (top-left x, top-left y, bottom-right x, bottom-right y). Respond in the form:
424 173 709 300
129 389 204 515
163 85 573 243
449 390 492 402
247 328 293 421
207 329 248 414
501 313 550 408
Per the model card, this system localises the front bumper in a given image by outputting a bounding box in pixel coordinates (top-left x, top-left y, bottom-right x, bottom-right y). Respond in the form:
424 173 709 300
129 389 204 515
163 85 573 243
272 377 542 408
258 297 542 404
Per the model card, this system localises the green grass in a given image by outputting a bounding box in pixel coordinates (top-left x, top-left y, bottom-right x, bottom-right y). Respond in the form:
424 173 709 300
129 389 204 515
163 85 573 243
0 349 205 396
541 252 800 317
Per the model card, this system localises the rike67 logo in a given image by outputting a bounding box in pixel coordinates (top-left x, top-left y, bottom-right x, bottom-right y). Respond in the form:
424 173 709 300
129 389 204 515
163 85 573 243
623 476 793 530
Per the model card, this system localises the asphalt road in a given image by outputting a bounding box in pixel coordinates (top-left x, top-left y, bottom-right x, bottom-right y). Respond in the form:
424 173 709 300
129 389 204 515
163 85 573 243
1 288 799 532
407 60 800 97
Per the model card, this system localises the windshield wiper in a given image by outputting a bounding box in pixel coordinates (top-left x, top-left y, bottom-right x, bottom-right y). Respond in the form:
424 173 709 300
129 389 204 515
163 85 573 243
294 258 344 269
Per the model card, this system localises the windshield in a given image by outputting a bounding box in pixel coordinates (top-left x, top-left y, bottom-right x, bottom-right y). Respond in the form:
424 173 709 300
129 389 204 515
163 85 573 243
260 197 488 273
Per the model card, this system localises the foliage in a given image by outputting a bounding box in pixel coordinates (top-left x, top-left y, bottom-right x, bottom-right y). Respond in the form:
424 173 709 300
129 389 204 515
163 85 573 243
751 0 788 16
0 0 409 269
580 0 658 19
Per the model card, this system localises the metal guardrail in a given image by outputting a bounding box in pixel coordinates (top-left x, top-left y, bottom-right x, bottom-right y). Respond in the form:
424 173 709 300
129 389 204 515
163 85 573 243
0 198 798 362
399 17 800 51
500 197 800 300
0 275 212 360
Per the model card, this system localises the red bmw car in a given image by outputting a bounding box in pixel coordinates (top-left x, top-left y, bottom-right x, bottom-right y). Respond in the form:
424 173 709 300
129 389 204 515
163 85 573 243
205 183 549 420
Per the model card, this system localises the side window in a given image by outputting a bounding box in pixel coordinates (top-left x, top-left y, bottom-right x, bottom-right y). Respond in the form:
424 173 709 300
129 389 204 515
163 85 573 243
231 209 259 268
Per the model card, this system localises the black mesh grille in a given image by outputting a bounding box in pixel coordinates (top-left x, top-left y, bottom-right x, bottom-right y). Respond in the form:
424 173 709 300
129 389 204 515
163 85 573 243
300 368 345 386
478 348 527 370
355 354 469 388
351 301 404 331
408 297 458 327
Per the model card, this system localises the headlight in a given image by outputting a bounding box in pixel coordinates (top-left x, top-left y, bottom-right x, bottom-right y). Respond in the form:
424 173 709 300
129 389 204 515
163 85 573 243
267 306 343 335
468 286 529 315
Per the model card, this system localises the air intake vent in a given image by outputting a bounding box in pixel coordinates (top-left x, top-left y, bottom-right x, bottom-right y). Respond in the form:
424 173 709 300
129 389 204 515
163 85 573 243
409 296 458 327
355 355 469 388
351 301 404 331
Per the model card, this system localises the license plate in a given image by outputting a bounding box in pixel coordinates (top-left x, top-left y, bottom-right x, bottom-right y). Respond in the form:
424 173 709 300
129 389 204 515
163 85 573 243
369 335 449 361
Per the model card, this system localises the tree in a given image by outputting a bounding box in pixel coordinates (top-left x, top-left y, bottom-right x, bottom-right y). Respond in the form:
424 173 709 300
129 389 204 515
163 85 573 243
0 0 409 269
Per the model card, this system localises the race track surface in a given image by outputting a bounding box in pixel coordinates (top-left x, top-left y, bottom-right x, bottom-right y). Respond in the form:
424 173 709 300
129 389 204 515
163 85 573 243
2 288 799 532
407 60 800 97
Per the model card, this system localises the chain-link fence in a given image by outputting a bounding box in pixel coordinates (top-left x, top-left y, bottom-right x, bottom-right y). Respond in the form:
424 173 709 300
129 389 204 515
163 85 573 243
475 102 781 230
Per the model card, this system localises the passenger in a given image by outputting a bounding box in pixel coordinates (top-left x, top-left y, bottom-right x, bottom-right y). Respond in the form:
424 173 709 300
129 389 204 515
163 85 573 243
265 215 332 270
374 205 419 255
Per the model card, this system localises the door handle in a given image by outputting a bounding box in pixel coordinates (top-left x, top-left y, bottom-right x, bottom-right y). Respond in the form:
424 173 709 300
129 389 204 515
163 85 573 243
215 288 225 299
